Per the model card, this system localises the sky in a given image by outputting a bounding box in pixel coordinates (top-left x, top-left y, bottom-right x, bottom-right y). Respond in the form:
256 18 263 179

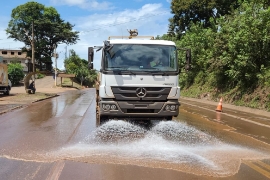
0 0 172 70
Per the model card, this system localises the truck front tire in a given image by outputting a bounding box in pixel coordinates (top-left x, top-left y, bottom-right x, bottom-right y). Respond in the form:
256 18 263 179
96 107 100 126
4 88 9 95
96 111 107 127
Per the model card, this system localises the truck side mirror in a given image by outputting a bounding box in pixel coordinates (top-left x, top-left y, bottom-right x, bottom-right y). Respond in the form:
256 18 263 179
88 47 94 69
185 49 191 71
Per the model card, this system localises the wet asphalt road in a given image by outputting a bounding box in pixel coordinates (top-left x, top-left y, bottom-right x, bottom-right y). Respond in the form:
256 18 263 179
0 88 270 180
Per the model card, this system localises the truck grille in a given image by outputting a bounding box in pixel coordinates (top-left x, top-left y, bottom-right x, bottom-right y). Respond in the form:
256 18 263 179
126 109 155 113
111 86 171 101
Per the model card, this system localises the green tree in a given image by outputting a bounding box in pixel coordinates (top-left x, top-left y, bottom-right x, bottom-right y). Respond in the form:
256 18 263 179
64 50 97 86
165 1 270 92
158 1 270 110
6 2 79 70
169 0 241 38
212 2 270 89
175 22 216 88
8 63 24 85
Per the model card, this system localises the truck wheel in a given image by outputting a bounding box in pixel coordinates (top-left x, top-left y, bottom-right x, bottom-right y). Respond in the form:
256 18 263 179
4 88 9 95
166 116 173 121
96 112 107 127
96 106 100 126
100 117 107 125
96 90 99 107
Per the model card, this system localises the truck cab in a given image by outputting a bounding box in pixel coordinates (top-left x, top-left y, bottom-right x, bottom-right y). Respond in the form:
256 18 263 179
89 32 191 125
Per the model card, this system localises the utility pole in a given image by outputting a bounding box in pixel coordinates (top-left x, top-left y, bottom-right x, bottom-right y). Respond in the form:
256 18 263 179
23 22 35 78
31 21 35 79
54 45 58 87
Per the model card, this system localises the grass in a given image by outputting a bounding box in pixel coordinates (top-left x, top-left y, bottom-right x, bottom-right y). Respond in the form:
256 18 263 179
181 84 270 112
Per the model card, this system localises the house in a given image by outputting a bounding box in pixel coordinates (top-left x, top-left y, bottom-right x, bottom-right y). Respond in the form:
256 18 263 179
0 49 29 73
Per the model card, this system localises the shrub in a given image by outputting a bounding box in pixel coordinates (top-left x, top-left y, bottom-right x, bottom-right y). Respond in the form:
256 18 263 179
7 63 24 85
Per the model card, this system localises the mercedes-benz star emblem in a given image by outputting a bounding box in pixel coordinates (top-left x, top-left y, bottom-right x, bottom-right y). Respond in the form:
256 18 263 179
136 87 147 98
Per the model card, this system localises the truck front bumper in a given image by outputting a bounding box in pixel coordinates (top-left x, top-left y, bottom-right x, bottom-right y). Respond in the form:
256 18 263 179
99 100 180 120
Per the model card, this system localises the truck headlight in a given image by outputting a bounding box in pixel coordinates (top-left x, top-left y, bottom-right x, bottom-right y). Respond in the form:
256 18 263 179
164 105 177 111
110 104 117 110
170 105 176 111
102 104 111 111
165 105 170 111
102 104 118 111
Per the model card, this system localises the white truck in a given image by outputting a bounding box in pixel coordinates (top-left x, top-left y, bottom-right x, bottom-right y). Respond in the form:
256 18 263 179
0 63 12 95
89 30 191 125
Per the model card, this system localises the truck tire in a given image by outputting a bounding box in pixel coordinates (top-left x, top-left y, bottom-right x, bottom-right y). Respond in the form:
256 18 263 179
96 90 101 126
166 116 173 121
96 107 101 126
100 116 107 125
4 88 9 95
96 109 107 126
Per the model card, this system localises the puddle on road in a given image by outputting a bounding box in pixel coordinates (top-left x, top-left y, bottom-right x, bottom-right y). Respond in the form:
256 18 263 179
45 120 270 177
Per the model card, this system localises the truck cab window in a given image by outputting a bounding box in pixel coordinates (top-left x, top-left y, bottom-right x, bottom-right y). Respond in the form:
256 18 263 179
104 44 178 72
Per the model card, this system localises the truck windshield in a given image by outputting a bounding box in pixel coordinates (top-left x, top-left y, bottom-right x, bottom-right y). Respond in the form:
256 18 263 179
104 44 177 72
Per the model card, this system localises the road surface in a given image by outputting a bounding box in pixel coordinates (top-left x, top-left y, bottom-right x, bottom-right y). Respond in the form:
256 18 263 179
0 89 269 180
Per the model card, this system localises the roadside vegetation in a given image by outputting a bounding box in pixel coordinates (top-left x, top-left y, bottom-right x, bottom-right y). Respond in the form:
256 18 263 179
5 2 97 89
64 50 97 87
7 63 24 85
159 0 270 111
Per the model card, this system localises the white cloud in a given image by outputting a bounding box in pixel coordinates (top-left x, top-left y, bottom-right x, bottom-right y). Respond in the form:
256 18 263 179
0 15 25 50
0 3 171 71
50 0 113 11
74 3 169 38
62 3 171 70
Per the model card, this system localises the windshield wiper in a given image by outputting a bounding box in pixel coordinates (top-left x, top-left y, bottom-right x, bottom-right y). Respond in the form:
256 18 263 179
140 67 159 70
122 70 136 75
110 67 136 75
152 71 169 76
110 66 125 69
141 68 169 75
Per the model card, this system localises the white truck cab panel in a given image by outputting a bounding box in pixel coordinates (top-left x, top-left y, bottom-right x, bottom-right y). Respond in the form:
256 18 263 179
90 32 191 125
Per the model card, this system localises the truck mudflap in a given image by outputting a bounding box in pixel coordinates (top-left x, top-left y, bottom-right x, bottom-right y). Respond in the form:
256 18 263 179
99 100 180 120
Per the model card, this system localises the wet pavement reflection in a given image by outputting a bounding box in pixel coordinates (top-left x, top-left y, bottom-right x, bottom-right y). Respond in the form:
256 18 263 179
0 89 269 179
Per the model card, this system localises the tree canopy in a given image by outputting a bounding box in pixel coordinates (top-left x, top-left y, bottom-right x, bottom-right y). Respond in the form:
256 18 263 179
64 50 97 86
168 0 241 38
163 1 270 110
6 2 79 70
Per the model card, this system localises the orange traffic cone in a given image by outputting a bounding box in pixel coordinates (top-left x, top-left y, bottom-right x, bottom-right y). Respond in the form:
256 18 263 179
216 98 223 112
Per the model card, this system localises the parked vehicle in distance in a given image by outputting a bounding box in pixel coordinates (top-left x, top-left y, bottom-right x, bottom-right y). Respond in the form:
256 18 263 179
0 63 11 95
